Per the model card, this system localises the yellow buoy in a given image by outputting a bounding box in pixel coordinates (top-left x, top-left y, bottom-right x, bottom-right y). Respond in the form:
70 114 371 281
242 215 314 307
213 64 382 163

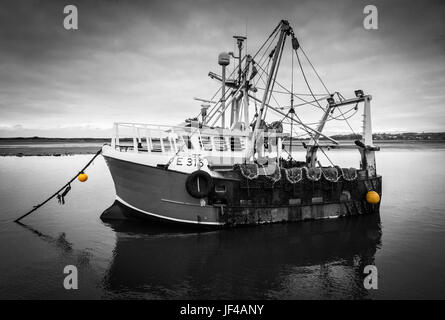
366 191 380 204
78 173 88 182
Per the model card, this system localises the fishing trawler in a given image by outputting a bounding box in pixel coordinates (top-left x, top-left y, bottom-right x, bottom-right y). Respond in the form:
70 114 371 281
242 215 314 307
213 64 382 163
101 20 382 226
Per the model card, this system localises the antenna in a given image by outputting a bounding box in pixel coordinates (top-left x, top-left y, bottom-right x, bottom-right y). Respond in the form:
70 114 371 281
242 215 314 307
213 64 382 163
233 35 247 85
245 18 248 55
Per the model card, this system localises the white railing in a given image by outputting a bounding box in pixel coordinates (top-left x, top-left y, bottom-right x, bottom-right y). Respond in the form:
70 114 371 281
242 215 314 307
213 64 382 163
111 122 193 154
110 122 288 164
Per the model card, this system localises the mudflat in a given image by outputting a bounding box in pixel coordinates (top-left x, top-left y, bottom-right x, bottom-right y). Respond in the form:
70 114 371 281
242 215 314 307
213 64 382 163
0 138 108 156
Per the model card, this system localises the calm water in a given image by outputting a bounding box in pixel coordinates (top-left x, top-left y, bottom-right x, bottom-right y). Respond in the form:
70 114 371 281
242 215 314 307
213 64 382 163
1 144 445 299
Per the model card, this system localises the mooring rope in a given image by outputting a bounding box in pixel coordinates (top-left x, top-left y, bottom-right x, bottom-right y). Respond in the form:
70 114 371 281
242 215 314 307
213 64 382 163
14 148 103 223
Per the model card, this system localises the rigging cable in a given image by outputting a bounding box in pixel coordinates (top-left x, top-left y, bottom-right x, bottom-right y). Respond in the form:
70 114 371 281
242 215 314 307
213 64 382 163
299 47 331 95
256 65 283 116
255 43 334 162
205 29 280 125
254 62 322 109
289 47 295 159
295 50 324 111
255 88 327 96
294 48 359 161
199 22 281 121
318 145 335 167
298 47 360 139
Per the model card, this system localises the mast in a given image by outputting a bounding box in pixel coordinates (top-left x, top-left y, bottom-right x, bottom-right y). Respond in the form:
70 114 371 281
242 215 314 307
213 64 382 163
231 36 246 128
243 55 252 130
218 52 230 128
361 94 377 176
254 20 290 132
249 20 290 162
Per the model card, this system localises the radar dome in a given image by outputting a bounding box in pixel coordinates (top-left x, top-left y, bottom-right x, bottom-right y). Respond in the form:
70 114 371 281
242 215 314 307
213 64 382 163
218 52 230 66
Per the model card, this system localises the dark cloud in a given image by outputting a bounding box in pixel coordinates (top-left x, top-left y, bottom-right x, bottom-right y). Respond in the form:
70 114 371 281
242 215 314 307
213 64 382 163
0 0 444 137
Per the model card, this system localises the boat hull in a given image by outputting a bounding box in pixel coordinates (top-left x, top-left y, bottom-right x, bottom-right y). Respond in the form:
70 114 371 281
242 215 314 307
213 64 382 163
103 155 224 226
103 153 381 227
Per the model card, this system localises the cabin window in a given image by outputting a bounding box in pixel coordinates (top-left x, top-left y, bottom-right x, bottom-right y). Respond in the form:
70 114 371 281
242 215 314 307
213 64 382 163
213 136 228 151
230 137 244 151
199 136 213 151
151 138 162 152
150 138 171 152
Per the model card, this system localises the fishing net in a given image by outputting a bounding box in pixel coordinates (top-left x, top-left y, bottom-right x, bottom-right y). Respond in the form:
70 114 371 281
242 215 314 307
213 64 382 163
322 167 339 182
265 163 281 183
341 167 357 181
239 163 259 180
306 167 322 181
285 167 304 184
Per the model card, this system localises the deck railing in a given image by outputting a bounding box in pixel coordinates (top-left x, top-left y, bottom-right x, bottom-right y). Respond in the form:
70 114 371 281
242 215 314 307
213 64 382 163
111 122 288 164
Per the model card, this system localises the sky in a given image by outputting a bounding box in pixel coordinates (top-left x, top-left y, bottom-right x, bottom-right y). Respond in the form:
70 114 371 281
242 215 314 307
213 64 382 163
0 0 444 137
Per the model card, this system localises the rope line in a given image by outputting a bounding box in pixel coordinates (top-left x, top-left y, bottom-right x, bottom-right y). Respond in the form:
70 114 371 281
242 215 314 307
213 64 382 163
14 148 103 223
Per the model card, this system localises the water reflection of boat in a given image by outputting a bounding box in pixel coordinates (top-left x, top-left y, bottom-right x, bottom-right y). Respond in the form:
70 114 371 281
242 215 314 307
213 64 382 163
101 211 382 299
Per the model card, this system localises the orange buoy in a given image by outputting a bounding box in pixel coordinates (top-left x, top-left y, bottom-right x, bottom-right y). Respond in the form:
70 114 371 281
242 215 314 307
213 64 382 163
78 173 88 182
366 191 380 204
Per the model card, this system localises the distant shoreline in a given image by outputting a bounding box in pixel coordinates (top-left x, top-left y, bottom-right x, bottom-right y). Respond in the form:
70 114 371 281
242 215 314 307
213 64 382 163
1 138 444 157
2 137 445 143
0 137 109 144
